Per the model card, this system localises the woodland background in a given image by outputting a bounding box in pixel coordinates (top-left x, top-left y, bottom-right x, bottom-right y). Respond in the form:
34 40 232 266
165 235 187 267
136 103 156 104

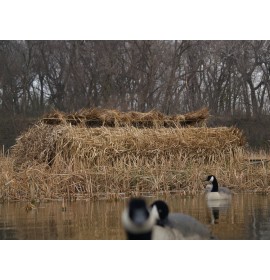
1 40 270 149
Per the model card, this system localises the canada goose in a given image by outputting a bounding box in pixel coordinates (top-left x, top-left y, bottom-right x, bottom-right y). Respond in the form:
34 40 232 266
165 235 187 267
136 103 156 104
122 198 178 240
205 175 231 200
150 200 215 240
121 198 156 240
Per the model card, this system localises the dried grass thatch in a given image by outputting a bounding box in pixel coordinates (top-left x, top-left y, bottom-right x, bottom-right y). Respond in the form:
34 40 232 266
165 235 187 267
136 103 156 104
2 117 270 201
42 107 210 128
12 123 245 169
5 107 270 202
8 122 247 199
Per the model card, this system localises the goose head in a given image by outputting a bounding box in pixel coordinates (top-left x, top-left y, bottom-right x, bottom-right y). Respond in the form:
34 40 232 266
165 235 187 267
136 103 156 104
122 198 156 239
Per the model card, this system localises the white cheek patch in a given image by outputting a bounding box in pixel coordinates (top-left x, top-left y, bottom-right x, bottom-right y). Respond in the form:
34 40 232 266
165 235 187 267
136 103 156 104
210 176 214 182
151 205 160 220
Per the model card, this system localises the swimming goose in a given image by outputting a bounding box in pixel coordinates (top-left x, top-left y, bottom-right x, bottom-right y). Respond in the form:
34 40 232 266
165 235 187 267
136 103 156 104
150 200 215 240
122 198 156 240
122 198 178 240
204 175 231 200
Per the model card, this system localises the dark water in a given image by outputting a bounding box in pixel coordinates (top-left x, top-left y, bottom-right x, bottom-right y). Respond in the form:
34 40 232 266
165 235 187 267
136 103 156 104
0 193 270 240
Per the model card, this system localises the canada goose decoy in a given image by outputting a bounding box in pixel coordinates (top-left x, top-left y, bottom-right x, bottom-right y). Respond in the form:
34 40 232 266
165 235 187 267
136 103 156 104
150 200 215 240
204 175 232 201
122 198 156 240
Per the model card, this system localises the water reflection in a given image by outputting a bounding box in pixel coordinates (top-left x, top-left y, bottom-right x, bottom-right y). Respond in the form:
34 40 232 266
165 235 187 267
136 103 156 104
209 208 220 224
0 193 270 239
206 199 232 225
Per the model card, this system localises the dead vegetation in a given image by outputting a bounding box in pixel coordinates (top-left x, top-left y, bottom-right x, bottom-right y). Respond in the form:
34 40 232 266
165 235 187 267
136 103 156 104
42 107 209 128
0 107 270 202
12 124 245 169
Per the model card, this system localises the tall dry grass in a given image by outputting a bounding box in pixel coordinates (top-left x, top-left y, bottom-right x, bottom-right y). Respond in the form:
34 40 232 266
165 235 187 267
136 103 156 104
1 146 270 201
0 121 269 202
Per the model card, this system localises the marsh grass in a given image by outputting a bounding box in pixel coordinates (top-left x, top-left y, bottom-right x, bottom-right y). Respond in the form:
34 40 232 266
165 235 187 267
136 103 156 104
1 147 270 202
1 147 270 201
0 106 269 202
0 124 269 201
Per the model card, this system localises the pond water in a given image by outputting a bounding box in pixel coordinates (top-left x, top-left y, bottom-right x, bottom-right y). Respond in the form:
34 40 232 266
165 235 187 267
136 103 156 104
0 193 270 240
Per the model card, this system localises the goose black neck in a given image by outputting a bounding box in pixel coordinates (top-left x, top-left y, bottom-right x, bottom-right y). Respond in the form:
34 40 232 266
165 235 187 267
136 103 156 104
156 217 169 227
126 231 152 240
211 178 219 192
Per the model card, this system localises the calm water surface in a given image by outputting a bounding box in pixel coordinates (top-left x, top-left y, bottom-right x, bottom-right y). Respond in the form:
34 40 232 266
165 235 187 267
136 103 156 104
0 193 270 240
